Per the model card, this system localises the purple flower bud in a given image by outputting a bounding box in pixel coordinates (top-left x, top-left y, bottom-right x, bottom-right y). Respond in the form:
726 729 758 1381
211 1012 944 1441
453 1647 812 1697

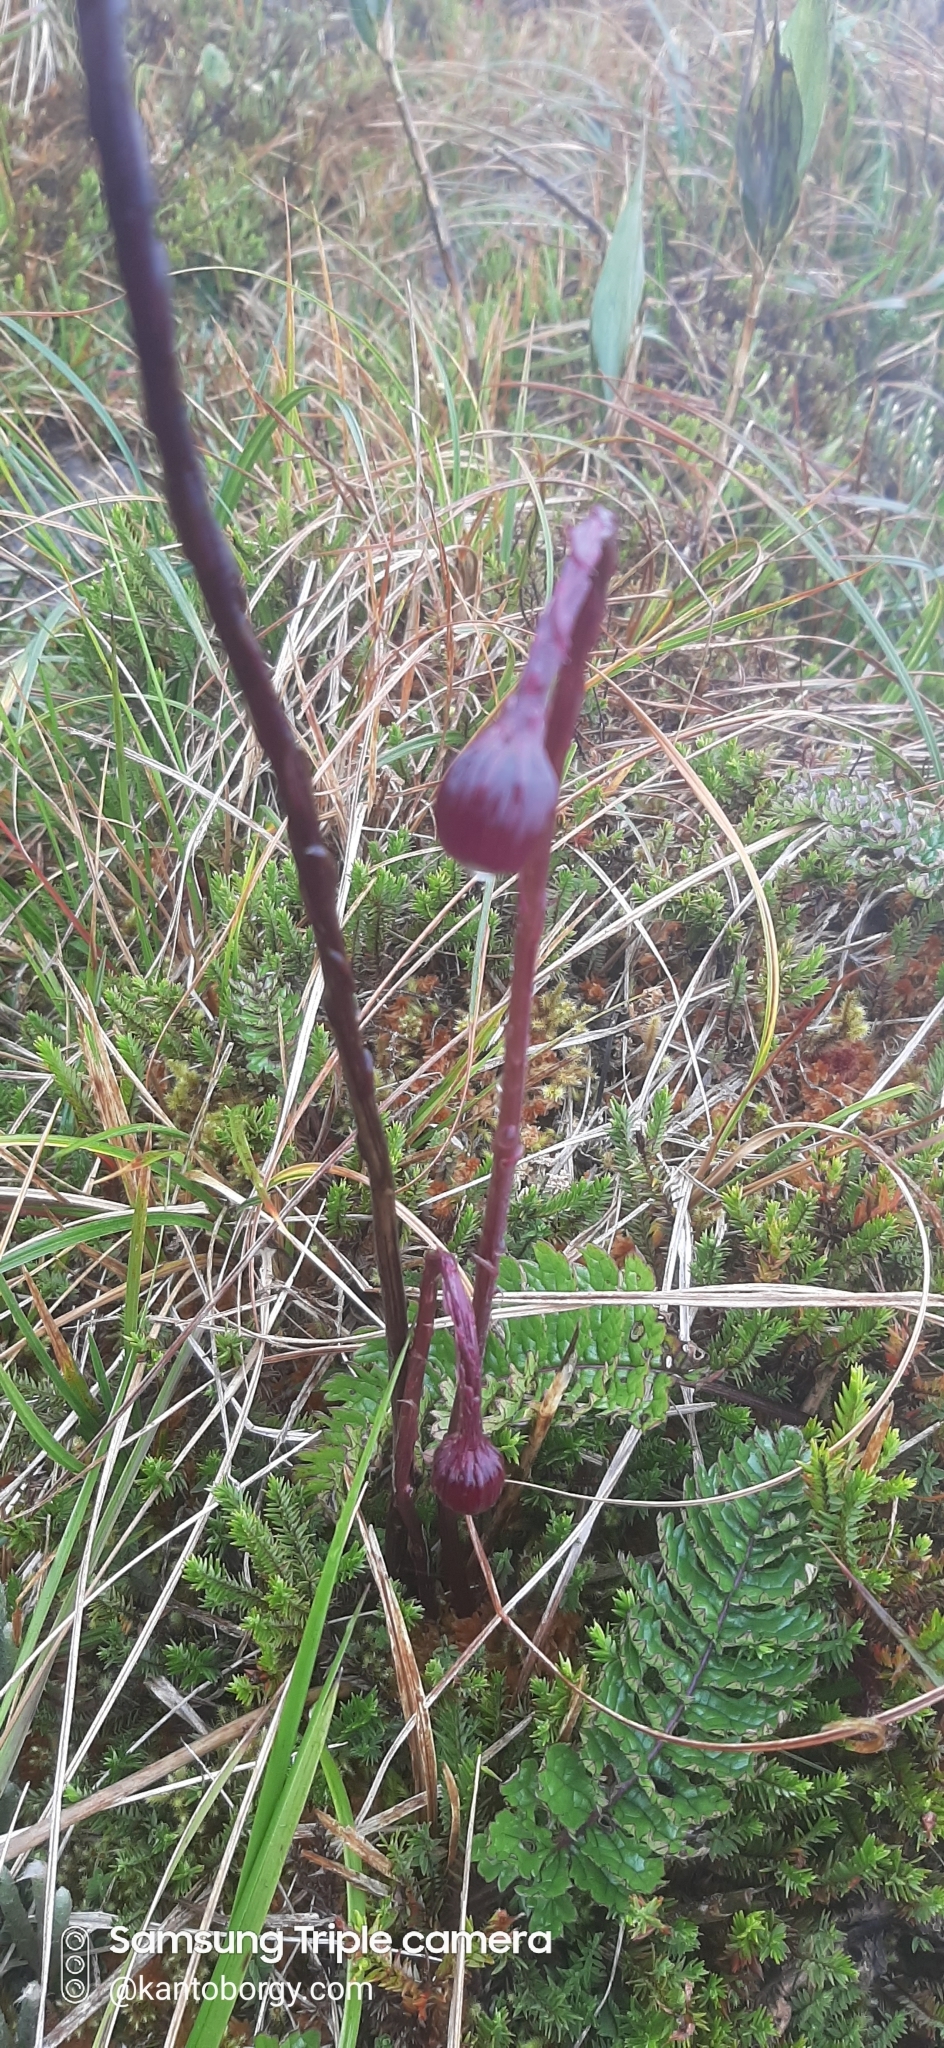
432 1427 506 1515
435 508 617 876
435 692 558 876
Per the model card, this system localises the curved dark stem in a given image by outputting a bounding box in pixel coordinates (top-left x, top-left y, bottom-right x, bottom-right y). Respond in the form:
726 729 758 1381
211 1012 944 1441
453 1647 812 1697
472 837 551 1350
75 0 408 1379
472 515 619 1350
392 1253 439 1600
437 1502 478 1618
396 1248 500 1611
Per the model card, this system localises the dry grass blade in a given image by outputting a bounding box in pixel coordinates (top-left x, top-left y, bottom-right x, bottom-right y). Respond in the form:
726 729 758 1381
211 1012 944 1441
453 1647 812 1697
0 1708 268 1862
446 1749 482 2048
309 1811 394 1877
612 687 780 1155
299 1848 390 1898
442 1761 461 1871
515 1420 645 1697
71 991 154 1207
356 1507 438 1824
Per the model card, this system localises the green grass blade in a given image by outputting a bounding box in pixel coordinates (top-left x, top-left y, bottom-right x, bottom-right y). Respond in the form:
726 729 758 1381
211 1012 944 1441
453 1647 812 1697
0 1276 101 1437
0 1206 208 1283
186 1613 363 2048
0 1468 99 1739
320 1746 366 2048
0 316 146 488
0 1364 84 1472
235 1359 398 1880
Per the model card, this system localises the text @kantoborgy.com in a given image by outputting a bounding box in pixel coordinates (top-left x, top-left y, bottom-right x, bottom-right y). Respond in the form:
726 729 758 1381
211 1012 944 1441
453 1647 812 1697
104 1923 554 2006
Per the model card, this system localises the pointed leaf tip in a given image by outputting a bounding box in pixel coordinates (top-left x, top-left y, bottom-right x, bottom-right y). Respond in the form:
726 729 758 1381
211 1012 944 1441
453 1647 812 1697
350 0 391 53
781 0 835 177
590 154 646 398
736 17 804 260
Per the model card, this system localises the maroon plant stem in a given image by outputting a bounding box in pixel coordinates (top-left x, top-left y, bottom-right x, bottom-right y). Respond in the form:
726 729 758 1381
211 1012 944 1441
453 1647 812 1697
390 1249 452 1602
394 1247 481 1512
395 1248 504 1605
472 836 552 1351
75 0 407 1371
470 510 617 1351
392 1254 439 1535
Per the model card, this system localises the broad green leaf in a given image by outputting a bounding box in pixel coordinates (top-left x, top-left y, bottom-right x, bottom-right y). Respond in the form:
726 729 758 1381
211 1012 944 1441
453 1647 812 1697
350 0 390 53
736 19 804 259
590 151 645 397
540 1746 597 1830
782 0 835 175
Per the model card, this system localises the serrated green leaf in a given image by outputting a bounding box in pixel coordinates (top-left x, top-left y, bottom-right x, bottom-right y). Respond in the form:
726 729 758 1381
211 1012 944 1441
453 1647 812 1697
580 1244 620 1292
781 0 835 175
540 1745 597 1831
590 151 645 397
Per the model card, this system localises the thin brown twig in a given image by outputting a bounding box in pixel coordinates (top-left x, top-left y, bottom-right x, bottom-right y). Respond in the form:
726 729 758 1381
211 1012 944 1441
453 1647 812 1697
74 0 408 1376
492 144 608 247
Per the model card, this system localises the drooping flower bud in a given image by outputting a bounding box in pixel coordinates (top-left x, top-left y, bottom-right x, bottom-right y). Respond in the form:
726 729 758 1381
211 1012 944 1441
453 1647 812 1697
432 1426 506 1515
435 691 557 876
542 507 619 776
429 1252 506 1515
435 507 618 874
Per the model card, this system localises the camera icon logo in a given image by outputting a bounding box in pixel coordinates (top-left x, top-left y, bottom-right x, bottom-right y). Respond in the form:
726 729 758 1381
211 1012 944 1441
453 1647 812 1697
61 1926 92 2003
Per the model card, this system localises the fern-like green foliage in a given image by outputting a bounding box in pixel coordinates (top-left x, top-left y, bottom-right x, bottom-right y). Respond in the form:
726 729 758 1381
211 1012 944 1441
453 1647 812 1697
31 1036 91 1129
346 830 482 968
315 1245 669 1504
297 1357 392 1496
697 1156 912 1404
428 1242 669 1470
914 1037 944 1124
611 1086 671 1200
220 965 302 1079
479 1428 837 1935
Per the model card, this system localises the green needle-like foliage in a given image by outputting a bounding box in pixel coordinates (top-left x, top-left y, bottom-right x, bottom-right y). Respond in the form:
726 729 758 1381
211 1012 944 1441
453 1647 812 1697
184 1475 366 1683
